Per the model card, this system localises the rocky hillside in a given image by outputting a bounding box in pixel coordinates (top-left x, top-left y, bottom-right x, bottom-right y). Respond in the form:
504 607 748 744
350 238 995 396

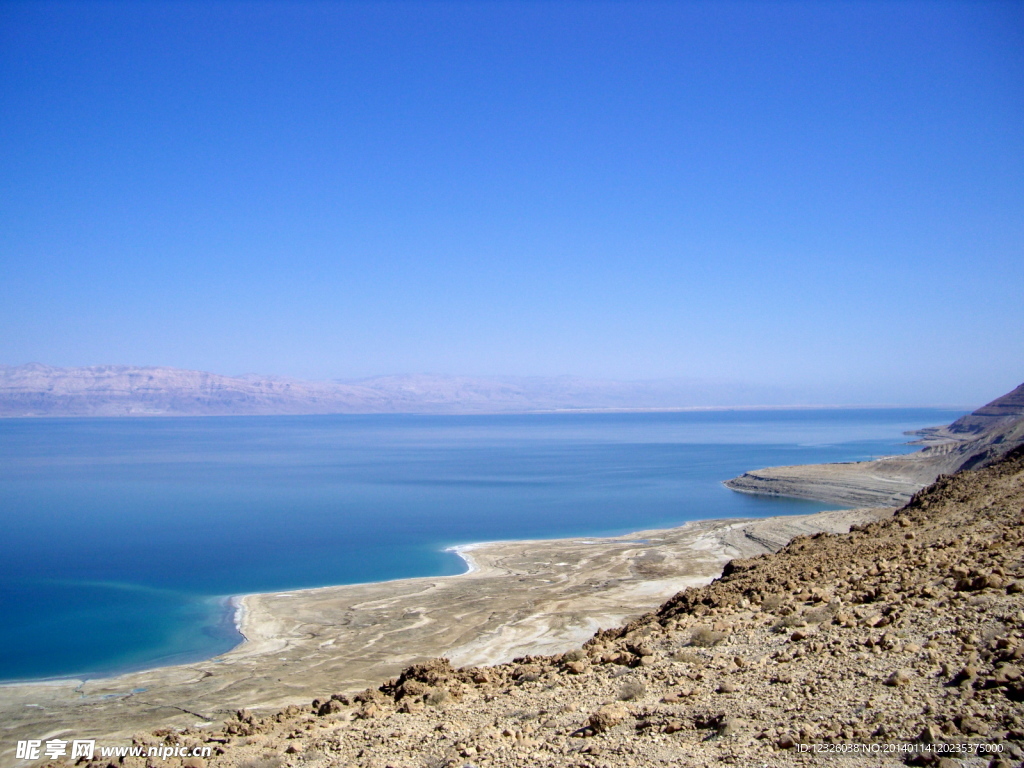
929 382 1024 439
56 447 1024 768
725 381 1024 507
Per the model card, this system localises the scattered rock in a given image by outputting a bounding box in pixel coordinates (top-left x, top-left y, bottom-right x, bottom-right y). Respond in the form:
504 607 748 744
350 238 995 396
776 733 797 749
587 704 629 734
885 669 912 686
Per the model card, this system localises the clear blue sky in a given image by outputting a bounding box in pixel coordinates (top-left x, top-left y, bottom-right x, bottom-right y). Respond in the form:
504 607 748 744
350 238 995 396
1 1 1021 405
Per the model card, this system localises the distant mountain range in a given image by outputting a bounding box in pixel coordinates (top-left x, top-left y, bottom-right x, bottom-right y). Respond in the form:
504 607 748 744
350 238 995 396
0 364 809 417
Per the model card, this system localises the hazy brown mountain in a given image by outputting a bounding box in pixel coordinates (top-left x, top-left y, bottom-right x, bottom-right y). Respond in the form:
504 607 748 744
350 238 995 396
0 364 795 417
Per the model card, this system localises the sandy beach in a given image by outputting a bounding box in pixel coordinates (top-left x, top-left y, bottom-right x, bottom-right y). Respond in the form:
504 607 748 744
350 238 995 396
0 504 891 764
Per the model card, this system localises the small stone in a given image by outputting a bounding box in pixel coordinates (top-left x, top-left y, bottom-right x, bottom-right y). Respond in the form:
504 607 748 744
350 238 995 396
953 664 978 685
357 703 380 719
991 664 1022 684
885 669 912 686
661 687 693 703
629 642 656 657
318 699 344 716
958 716 987 735
717 716 744 736
587 703 629 734
565 661 588 675
983 574 1007 589
514 663 542 680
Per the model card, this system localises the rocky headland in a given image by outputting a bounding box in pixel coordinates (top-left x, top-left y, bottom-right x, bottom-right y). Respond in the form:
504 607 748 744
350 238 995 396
724 383 1024 507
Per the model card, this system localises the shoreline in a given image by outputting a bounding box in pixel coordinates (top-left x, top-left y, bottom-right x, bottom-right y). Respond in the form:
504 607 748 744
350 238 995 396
442 542 489 575
0 503 896 759
0 511 863 690
0 505 876 690
0 594 245 690
229 594 249 643
0 546 479 690
0 533 651 689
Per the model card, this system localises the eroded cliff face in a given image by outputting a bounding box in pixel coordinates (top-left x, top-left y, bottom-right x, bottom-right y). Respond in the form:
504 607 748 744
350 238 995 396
944 382 1024 437
36 448 1024 768
724 381 1024 507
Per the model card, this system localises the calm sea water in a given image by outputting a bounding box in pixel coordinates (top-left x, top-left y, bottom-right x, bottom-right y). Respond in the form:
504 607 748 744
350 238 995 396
0 408 964 682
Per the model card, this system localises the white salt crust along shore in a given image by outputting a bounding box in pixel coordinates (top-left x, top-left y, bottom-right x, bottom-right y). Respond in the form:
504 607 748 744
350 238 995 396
442 543 489 575
229 595 249 642
0 506 893 767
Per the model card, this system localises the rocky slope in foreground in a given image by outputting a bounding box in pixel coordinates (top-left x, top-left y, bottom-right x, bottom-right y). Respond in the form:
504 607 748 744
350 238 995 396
55 447 1024 768
725 382 1024 507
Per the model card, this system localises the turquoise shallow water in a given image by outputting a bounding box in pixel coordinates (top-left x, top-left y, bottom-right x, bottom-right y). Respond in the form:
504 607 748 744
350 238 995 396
0 408 964 682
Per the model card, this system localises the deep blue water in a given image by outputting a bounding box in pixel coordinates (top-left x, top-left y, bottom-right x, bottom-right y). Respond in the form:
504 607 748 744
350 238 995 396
0 408 964 682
